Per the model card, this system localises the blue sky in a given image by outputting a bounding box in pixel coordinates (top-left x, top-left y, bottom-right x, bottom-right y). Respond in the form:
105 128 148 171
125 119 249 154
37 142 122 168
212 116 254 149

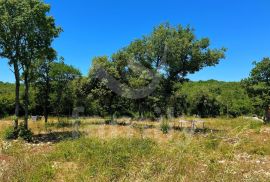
1 0 270 83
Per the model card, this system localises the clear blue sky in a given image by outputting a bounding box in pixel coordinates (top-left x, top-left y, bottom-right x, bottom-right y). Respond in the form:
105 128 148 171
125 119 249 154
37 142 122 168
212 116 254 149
1 0 270 83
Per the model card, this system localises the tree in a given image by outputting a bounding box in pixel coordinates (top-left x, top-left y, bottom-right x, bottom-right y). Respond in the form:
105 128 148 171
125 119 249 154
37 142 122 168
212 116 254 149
0 0 61 129
191 91 221 118
0 0 25 129
19 0 61 129
86 23 226 118
49 60 81 121
123 23 226 116
34 49 57 123
150 24 226 110
243 58 270 122
89 56 122 121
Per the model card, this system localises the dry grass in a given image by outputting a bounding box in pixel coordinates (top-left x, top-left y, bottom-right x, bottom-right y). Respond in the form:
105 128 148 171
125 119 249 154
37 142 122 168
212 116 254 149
0 117 270 181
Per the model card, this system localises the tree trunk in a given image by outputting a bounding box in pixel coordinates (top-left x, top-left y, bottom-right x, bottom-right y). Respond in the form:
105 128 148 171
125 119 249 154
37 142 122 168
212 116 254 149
44 93 48 123
44 114 48 123
24 70 29 129
44 77 50 123
265 107 270 123
13 61 20 130
138 99 145 119
164 79 173 118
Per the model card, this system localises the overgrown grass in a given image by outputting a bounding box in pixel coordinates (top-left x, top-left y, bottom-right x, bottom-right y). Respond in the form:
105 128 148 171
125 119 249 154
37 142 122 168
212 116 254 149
0 117 270 181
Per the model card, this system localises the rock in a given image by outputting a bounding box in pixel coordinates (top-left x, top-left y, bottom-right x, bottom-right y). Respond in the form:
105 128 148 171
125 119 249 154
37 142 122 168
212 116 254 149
218 160 225 164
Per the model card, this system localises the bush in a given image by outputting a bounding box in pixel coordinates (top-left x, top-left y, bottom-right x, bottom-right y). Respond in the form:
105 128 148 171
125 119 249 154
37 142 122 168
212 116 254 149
160 120 170 134
18 123 33 142
3 127 18 140
3 123 33 142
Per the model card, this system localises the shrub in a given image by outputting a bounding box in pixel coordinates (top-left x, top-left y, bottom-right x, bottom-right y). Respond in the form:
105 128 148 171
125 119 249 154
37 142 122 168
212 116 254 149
3 123 33 142
160 120 170 134
3 126 18 140
18 123 33 142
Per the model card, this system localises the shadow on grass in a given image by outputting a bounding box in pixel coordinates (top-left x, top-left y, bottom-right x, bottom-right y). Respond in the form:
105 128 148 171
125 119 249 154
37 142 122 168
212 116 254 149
172 126 223 134
32 131 84 143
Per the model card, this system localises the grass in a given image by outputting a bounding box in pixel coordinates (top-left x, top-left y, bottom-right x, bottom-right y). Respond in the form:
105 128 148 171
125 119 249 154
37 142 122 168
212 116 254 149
0 117 270 181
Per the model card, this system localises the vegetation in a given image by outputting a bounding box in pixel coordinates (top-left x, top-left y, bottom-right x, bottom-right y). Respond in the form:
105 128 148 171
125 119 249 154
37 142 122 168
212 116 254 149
0 80 258 119
0 117 270 181
0 0 61 131
243 58 270 122
0 0 270 181
0 1 268 127
160 119 170 134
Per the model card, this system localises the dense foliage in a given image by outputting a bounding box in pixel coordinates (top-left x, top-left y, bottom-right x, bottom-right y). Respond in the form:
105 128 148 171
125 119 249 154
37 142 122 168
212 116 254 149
242 58 270 122
0 0 61 131
0 0 268 123
0 82 15 117
0 80 258 119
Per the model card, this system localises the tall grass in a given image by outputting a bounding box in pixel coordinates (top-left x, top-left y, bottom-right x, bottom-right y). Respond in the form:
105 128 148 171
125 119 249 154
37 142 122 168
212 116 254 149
0 117 270 181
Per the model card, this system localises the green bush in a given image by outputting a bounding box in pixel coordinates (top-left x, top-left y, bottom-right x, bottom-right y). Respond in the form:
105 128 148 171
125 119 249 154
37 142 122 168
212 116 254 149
3 123 33 142
3 126 19 140
160 120 170 134
18 123 33 142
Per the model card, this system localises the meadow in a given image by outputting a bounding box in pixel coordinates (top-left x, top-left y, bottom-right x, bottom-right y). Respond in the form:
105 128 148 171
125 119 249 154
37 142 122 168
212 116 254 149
0 117 269 182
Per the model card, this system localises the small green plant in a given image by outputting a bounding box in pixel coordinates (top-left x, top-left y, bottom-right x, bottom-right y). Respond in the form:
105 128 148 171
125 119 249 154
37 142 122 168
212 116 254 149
3 126 18 140
3 123 33 142
160 120 170 134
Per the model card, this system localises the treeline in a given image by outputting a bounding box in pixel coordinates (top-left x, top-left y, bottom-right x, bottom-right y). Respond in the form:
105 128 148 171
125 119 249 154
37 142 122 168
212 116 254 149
1 0 270 136
0 82 16 117
0 79 260 119
176 80 255 117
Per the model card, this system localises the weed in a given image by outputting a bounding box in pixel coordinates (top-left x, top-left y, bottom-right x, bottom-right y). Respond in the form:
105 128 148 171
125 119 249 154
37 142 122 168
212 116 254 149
160 120 170 134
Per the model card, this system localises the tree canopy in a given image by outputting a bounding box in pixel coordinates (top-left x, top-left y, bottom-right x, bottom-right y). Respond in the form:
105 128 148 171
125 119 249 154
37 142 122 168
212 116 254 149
243 58 270 122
